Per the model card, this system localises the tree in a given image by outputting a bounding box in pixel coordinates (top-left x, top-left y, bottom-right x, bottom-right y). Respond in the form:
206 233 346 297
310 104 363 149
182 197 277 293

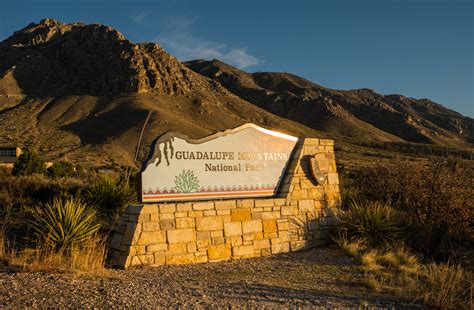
12 148 46 176
47 161 75 178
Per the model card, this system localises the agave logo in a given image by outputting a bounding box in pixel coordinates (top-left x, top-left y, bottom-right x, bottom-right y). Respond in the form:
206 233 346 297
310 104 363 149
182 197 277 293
174 169 200 193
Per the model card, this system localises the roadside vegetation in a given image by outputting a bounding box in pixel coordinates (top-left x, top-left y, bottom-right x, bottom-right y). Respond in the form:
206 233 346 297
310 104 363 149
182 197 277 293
337 158 473 309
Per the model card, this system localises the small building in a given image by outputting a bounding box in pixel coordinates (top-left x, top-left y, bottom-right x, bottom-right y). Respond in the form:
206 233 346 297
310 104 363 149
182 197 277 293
0 146 22 169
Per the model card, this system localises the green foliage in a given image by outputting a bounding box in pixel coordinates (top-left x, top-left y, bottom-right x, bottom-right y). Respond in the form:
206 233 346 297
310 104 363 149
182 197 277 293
29 198 100 251
84 177 136 226
47 161 75 178
336 200 403 247
12 148 46 176
174 169 199 193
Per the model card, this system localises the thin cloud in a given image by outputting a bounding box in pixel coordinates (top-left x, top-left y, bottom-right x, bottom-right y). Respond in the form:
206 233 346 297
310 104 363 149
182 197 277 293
130 11 152 25
155 17 262 69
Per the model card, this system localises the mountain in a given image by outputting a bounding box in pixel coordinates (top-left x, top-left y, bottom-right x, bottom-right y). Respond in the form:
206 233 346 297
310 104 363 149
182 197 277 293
186 59 473 146
0 19 319 166
0 19 472 167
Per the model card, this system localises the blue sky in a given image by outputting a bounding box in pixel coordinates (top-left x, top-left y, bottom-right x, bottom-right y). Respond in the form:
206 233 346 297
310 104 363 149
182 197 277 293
1 0 472 116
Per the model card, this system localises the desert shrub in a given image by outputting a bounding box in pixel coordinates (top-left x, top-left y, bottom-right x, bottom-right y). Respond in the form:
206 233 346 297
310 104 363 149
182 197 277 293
29 198 100 251
84 177 136 229
47 161 75 178
343 158 474 257
336 200 404 247
12 148 46 176
419 262 473 309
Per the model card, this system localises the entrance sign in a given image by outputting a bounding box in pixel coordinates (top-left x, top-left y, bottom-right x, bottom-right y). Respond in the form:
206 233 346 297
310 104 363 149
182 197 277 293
140 124 298 202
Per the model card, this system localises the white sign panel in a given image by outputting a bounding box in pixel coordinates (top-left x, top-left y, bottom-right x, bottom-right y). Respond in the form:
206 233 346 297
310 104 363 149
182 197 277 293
140 123 298 202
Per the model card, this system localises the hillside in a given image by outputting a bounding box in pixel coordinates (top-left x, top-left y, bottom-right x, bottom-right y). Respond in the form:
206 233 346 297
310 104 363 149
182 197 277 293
0 19 472 167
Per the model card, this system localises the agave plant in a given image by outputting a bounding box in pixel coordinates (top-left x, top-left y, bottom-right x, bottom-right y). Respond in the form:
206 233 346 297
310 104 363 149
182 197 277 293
174 169 199 193
29 198 100 251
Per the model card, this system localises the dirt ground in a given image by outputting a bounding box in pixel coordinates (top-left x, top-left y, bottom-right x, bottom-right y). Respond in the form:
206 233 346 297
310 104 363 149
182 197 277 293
0 246 423 308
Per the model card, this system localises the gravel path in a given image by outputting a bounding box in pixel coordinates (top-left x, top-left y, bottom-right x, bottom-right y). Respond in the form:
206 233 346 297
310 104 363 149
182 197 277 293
0 246 422 308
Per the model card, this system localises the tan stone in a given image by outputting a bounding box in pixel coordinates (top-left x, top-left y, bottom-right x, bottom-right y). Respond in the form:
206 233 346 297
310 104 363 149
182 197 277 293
233 245 254 256
215 200 236 210
308 189 324 199
188 211 204 218
167 229 195 243
128 245 146 255
208 244 231 260
137 213 150 222
147 243 167 252
196 231 211 240
203 210 217 216
196 216 223 231
211 230 223 238
150 213 159 222
253 239 271 249
176 203 193 212
262 219 277 233
299 199 315 212
242 220 263 234
226 236 243 247
216 210 231 215
166 254 195 265
159 219 175 230
211 237 225 245
304 138 319 145
327 173 339 185
300 179 317 189
254 199 274 207
196 239 210 248
224 222 242 236
231 208 251 221
153 252 166 265
272 242 290 254
168 243 187 254
320 139 334 146
252 212 263 220
261 211 281 220
187 242 197 253
137 231 166 245
159 204 176 213
194 255 208 263
160 213 175 220
292 190 308 199
261 248 272 256
193 202 214 211
277 221 291 231
175 212 188 218
176 218 195 229
274 198 286 206
142 222 160 232
243 232 263 241
141 204 158 214
237 199 254 208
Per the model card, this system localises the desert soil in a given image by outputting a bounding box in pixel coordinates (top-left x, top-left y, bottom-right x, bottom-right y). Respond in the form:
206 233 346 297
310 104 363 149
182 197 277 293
0 246 422 308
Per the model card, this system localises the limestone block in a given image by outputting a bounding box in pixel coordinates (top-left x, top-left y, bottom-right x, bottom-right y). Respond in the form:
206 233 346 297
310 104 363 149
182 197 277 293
177 203 193 212
167 229 195 243
137 213 150 222
194 255 208 263
237 199 254 208
242 220 263 234
196 216 223 231
159 219 175 230
165 254 195 265
304 138 319 145
292 190 308 200
232 245 254 256
224 222 242 237
299 200 315 213
187 242 197 253
153 253 166 265
255 199 274 207
122 223 141 245
320 139 334 146
175 212 188 218
147 243 167 252
208 244 231 260
141 204 158 214
243 232 263 241
262 219 277 233
226 236 243 247
308 189 324 199
211 230 223 238
274 198 286 206
176 218 195 229
142 222 160 232
158 204 176 213
231 208 251 221
196 231 211 240
211 237 225 245
261 248 272 256
197 239 210 249
272 242 290 254
252 212 263 220
300 179 316 189
277 220 291 231
150 213 159 222
253 239 271 250
327 173 339 185
168 243 187 254
160 213 175 220
261 211 281 220
188 211 203 218
216 210 231 215
215 200 236 210
193 202 214 210
137 231 166 245
204 210 217 216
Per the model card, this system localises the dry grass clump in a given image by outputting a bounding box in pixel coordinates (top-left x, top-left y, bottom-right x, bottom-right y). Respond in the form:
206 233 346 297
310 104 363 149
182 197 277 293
6 236 107 276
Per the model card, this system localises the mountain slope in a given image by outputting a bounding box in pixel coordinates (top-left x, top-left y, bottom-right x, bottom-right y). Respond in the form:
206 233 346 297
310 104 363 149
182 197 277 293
186 59 473 147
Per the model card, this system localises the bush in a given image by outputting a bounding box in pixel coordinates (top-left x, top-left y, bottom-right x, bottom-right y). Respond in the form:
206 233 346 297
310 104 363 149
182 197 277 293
84 177 136 229
343 158 474 257
336 200 404 247
29 198 100 251
47 161 75 178
12 148 46 176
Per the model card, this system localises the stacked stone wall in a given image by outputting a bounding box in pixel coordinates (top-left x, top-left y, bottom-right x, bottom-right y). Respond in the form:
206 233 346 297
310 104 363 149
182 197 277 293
109 138 340 268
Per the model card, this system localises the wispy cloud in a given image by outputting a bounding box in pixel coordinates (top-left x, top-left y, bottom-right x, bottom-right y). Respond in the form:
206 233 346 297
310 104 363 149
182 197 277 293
130 11 152 25
155 17 262 69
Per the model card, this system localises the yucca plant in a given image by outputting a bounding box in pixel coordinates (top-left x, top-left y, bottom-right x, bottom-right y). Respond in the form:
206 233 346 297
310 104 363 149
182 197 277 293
174 169 199 193
337 200 403 247
84 177 136 226
29 198 100 251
